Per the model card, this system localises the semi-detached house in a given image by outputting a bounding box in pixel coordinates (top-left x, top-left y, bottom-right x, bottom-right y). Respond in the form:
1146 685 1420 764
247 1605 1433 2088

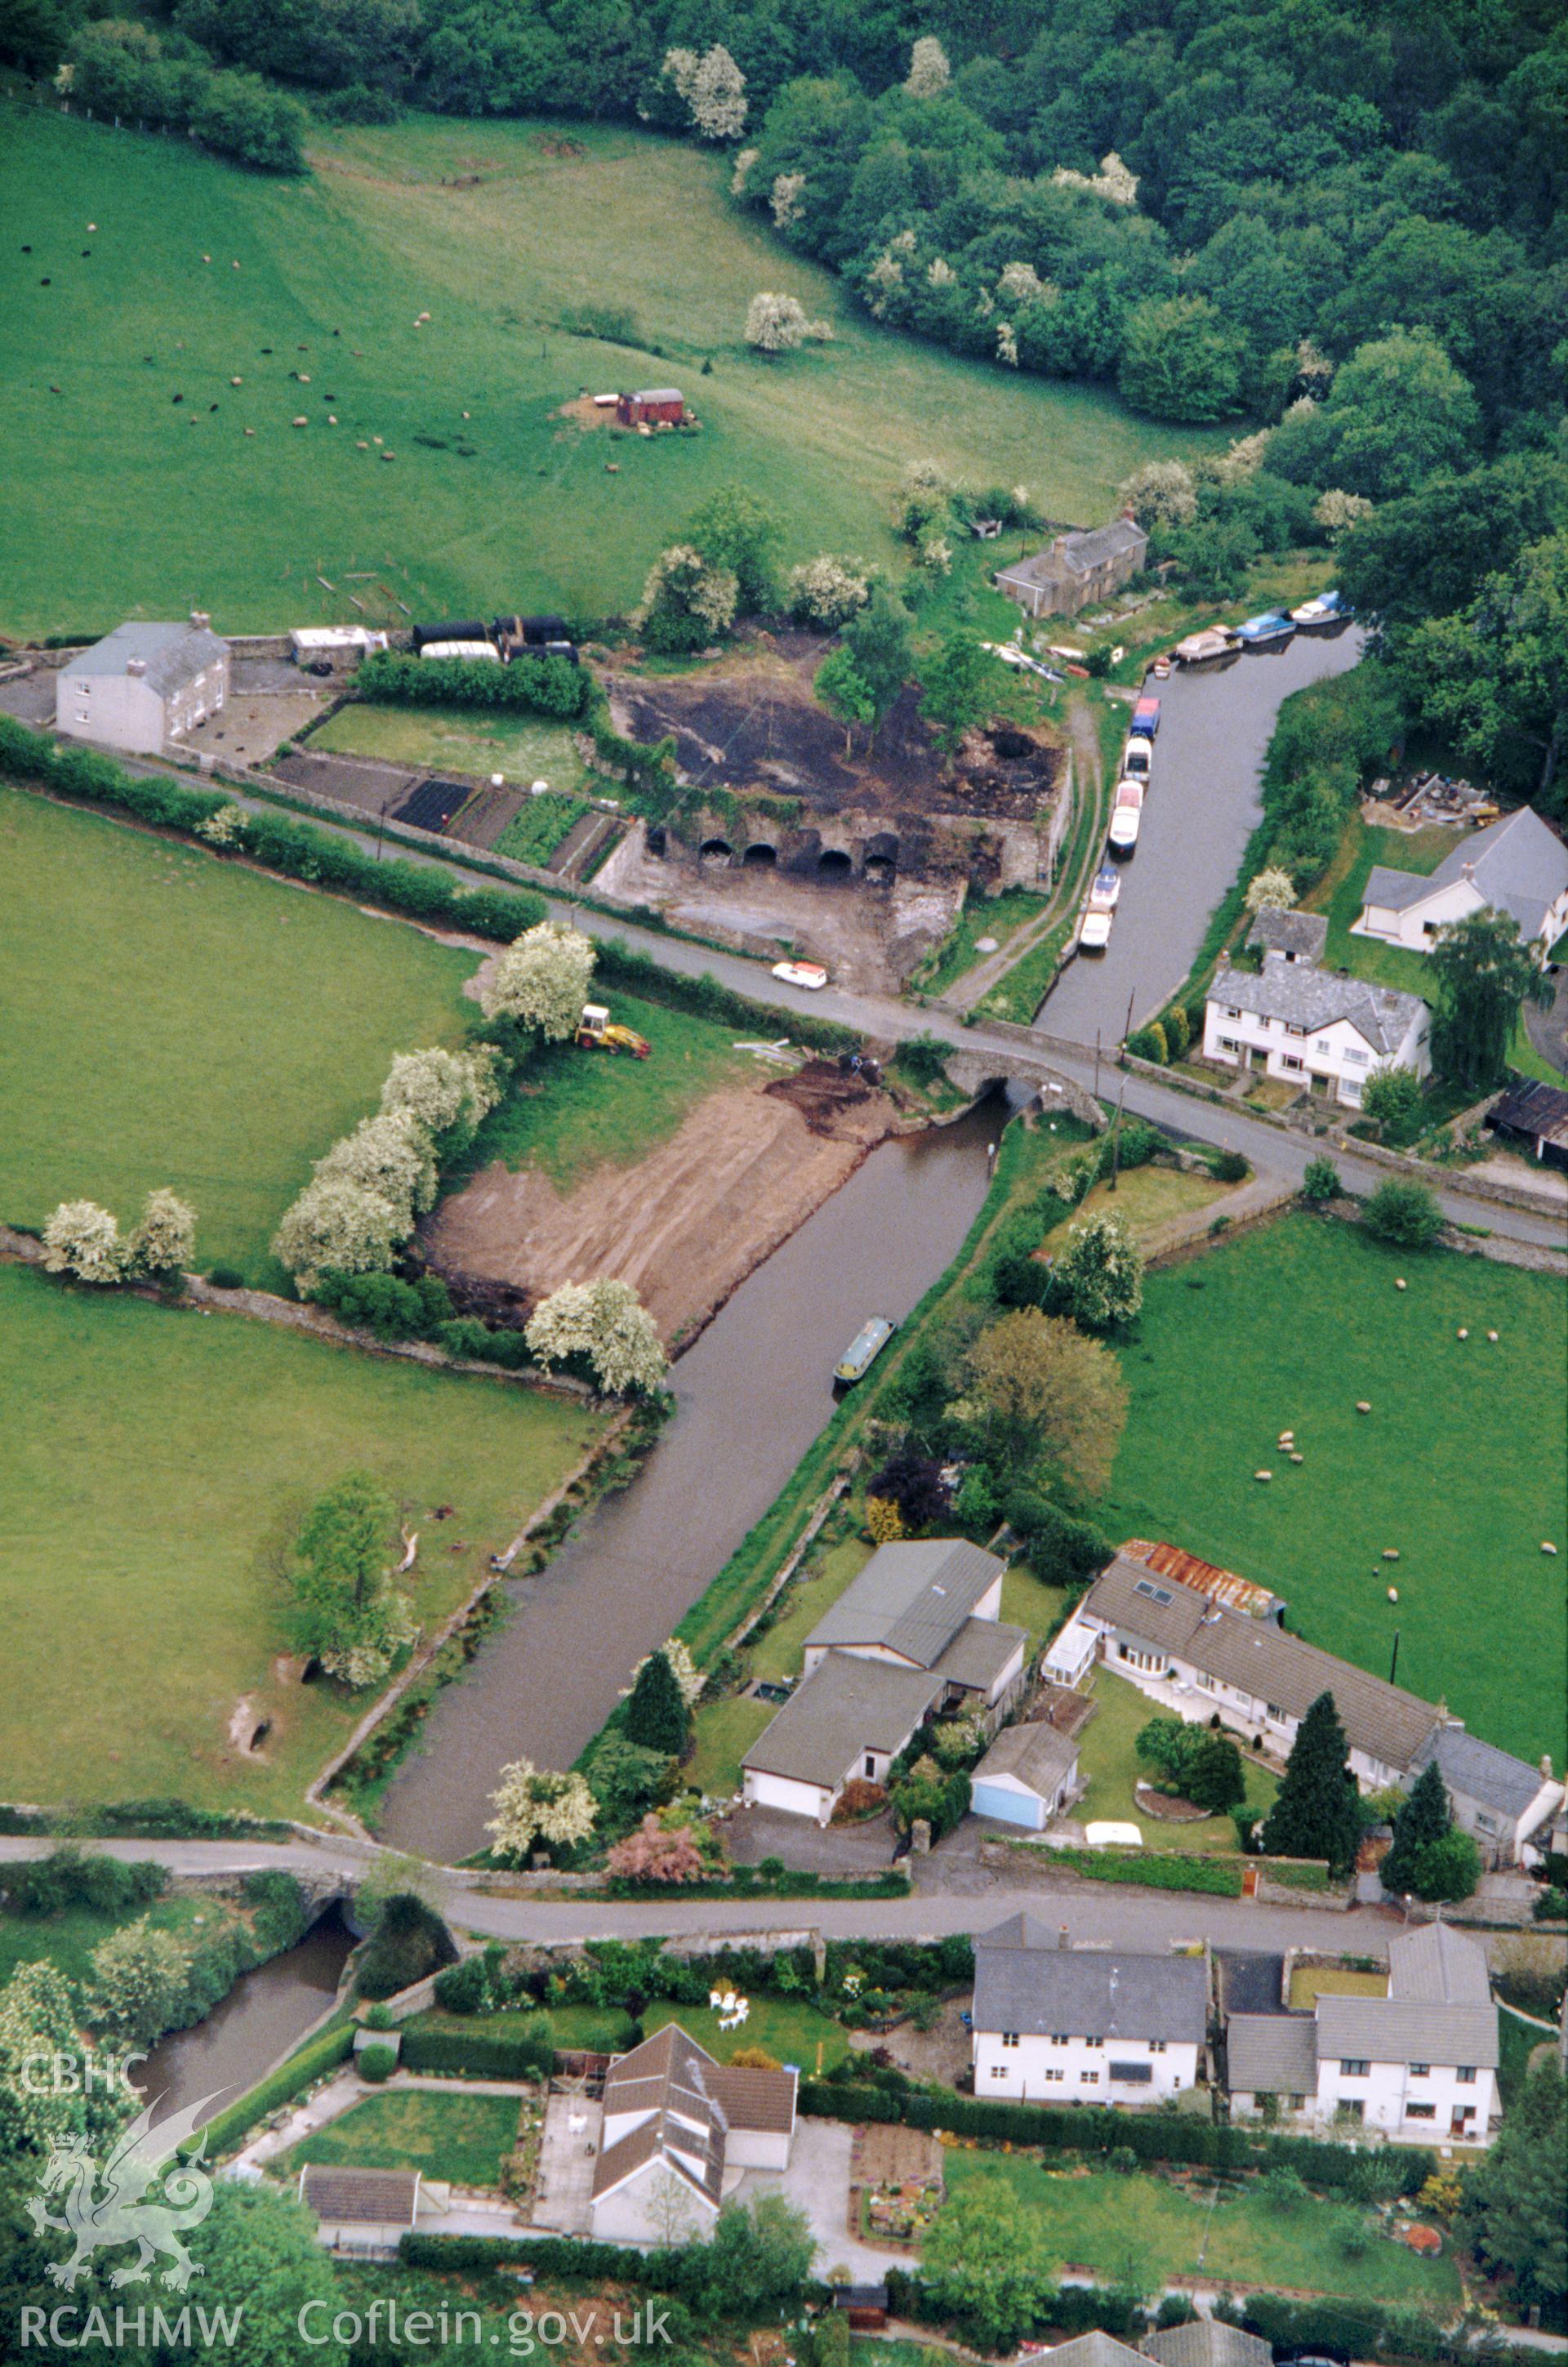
971 1914 1209 2106
1202 943 1428 1109
1227 1922 1499 2144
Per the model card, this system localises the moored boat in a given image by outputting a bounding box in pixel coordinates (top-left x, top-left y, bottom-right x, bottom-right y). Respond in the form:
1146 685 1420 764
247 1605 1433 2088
1290 588 1348 626
834 1314 896 1384
1236 608 1294 646
1175 626 1236 665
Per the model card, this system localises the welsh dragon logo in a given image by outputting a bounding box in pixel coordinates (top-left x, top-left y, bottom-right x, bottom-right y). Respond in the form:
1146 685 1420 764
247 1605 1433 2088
26 2093 222 2292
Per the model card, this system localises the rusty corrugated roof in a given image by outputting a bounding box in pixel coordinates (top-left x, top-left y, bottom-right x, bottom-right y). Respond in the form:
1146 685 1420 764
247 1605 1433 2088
1121 1539 1280 1619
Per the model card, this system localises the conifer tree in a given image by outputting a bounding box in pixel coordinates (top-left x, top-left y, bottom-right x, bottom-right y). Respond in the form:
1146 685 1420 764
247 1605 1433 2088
1379 1759 1451 1894
1261 1690 1362 1874
624 1648 690 1756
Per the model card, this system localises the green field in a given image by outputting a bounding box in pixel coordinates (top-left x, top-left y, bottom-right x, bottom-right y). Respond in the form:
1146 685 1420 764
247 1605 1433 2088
0 1891 208 1990
0 1259 602 1812
0 784 474 1282
453 989 758 1192
1075 1669 1278 1851
1 103 1219 635
943 2155 1460 2308
305 701 589 791
287 2089 519 2186
1098 1215 1567 1760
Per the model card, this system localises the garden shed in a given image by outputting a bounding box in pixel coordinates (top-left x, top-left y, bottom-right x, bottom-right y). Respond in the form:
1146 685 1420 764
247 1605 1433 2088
969 1719 1080 1829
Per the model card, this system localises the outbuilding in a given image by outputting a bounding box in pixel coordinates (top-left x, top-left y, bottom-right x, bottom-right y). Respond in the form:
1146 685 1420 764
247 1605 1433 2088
1484 1080 1568 1171
969 1721 1081 1830
617 388 684 426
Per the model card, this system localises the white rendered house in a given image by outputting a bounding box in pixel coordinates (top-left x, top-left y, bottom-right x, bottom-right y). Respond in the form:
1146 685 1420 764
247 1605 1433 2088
1203 944 1428 1109
970 1913 1207 2105
56 616 229 756
589 2024 796 2242
1356 809 1568 956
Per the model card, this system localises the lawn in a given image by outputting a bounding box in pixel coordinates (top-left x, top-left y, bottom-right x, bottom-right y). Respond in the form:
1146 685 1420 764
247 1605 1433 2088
449 991 757 1192
1097 1215 1567 1761
0 105 1223 636
406 2002 639 2053
1288 1968 1388 2010
1307 816 1454 1004
1001 1562 1071 1654
1074 1669 1278 1852
748 1534 873 1684
0 1892 209 1991
643 1996 850 2075
305 701 590 791
287 2089 519 2186
943 2153 1460 2309
0 1260 603 1813
686 1693 777 1799
0 783 474 1283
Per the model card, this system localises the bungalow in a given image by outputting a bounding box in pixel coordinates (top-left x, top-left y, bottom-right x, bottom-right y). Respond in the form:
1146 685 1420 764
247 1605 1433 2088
1203 945 1428 1109
590 2024 796 2243
742 1540 1027 1822
1405 1727 1562 1871
1484 1080 1568 1172
969 1720 1081 1830
1076 1553 1445 1793
1354 807 1568 956
1227 1922 1499 2144
994 517 1148 620
971 1914 1208 2105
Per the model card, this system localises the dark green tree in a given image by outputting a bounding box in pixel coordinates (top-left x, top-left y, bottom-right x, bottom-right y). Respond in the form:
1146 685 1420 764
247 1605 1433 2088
1459 2061 1566 2302
685 485 783 614
1260 1690 1363 1874
840 586 915 725
1379 1759 1451 1893
920 634 1000 753
1429 907 1552 1089
1410 1825 1481 1902
624 1647 690 1755
1117 296 1245 423
815 644 877 750
1362 1178 1445 1250
921 2170 1058 2350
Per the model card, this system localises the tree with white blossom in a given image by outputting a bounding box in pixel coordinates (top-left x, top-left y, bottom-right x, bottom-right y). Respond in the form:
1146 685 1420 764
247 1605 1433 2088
634 546 740 653
315 1108 439 1224
487 1759 597 1862
525 1277 668 1395
273 1175 406 1287
1118 459 1197 528
745 292 833 354
903 35 951 96
1314 488 1374 535
479 920 596 1041
42 1198 127 1284
1245 865 1298 913
626 1635 704 1709
786 555 871 627
381 1045 503 1141
662 42 746 140
125 1187 197 1280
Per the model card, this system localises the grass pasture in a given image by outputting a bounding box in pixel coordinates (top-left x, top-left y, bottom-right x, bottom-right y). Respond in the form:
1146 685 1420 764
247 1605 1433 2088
0 1260 604 1813
0 783 474 1282
0 1890 209 1991
1098 1215 1567 1762
1 102 1219 636
286 2089 519 2186
942 2154 1460 2308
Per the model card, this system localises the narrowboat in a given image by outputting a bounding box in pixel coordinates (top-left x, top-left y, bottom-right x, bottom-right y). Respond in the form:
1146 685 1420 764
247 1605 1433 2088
1129 694 1161 738
835 1315 896 1385
1107 780 1143 854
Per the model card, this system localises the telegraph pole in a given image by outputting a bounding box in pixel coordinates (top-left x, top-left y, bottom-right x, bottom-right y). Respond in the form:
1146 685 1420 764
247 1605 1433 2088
1108 987 1136 1189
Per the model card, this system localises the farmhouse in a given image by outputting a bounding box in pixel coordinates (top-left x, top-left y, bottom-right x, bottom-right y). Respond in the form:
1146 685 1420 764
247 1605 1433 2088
741 1539 1027 1822
56 615 229 756
1485 1079 1568 1171
969 1719 1082 1830
1202 943 1428 1108
1227 1922 1499 2143
971 1914 1208 2104
589 2023 796 2242
994 516 1148 619
616 387 684 426
1354 807 1568 956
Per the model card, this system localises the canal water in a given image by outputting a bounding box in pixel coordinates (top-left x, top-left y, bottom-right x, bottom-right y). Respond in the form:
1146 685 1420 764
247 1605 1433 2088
1039 624 1363 1045
136 1906 354 2129
377 1092 1012 1863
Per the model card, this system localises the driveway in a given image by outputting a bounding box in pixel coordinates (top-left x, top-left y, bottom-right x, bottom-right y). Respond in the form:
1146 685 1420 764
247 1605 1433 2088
732 2115 900 2284
721 1805 898 1873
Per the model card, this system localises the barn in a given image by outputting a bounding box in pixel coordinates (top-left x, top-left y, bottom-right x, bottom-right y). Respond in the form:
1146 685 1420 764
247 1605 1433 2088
617 388 684 426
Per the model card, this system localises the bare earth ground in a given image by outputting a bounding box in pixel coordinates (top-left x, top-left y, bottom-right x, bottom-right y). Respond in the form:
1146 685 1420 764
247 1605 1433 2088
423 1063 900 1344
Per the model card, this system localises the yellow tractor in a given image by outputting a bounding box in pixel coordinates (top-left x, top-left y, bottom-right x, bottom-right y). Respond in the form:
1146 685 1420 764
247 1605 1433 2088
577 1002 651 1059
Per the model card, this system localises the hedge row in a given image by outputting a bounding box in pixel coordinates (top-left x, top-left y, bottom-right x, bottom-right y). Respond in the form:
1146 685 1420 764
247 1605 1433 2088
0 715 548 942
1226 2292 1525 2366
1045 1846 1245 1896
884 2268 1144 2342
605 1869 907 1901
400 2023 555 2080
359 649 590 720
196 2021 355 2160
400 2233 662 2284
796 2080 1433 2191
592 937 859 1055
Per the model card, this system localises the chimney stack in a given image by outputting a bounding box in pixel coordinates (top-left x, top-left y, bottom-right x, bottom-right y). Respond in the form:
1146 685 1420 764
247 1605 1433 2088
189 609 210 631
1058 1924 1070 1951
1543 1754 1554 1781
126 658 146 676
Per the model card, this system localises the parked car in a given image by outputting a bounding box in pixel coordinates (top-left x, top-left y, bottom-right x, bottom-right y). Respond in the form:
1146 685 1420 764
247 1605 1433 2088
1107 779 1143 854
772 960 829 991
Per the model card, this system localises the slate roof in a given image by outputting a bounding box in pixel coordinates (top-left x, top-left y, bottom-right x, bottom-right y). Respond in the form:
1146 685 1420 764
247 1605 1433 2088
1225 2012 1318 2096
1316 1993 1499 2071
804 1539 1004 1669
932 1615 1027 1694
1143 2320 1275 2367
1035 2333 1145 2367
1247 907 1330 962
1388 1920 1492 2005
1414 1725 1554 1824
66 620 226 696
1365 808 1568 939
742 1652 942 1787
996 519 1147 593
973 1916 1208 2043
972 1720 1080 1798
1209 960 1425 1058
1486 1080 1568 1148
1080 1555 1443 1773
298 2165 421 2226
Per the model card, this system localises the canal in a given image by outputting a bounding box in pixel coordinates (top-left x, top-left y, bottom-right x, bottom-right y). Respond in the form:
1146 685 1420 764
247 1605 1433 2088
377 1093 1010 1863
1039 625 1363 1043
136 1906 354 2129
